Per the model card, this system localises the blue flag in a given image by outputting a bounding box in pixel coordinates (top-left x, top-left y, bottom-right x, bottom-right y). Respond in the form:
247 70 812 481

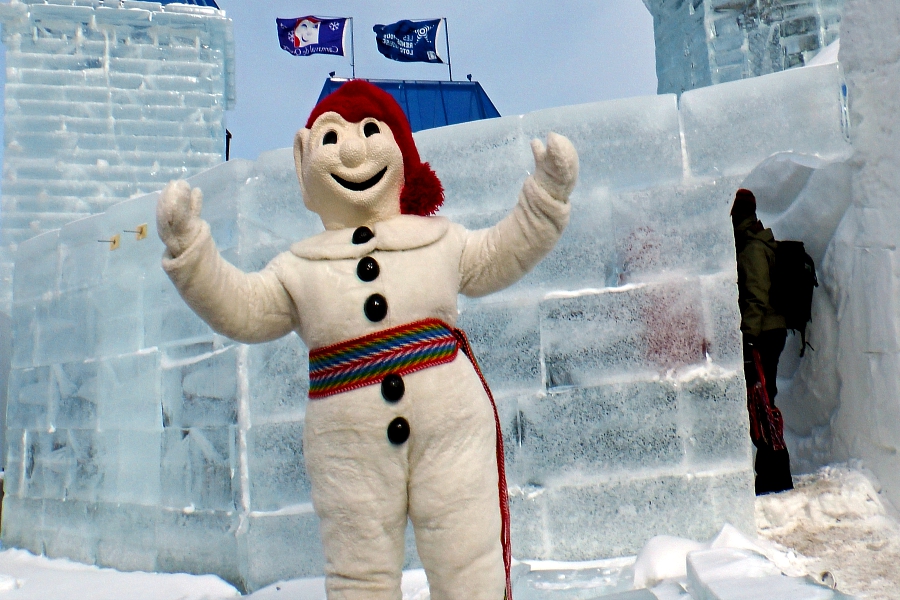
373 19 443 63
277 16 348 57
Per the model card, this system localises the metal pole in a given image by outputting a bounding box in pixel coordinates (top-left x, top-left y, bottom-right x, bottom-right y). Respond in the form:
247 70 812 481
350 17 356 78
443 18 452 81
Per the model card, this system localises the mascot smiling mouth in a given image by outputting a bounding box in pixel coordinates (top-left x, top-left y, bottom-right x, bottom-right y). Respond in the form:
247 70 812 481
332 167 388 192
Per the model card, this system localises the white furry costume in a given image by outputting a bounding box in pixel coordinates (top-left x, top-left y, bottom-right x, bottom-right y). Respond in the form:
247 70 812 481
157 81 578 600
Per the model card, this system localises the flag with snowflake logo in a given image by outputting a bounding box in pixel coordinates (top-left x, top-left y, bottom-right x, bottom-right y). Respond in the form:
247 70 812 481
277 16 348 57
373 19 444 63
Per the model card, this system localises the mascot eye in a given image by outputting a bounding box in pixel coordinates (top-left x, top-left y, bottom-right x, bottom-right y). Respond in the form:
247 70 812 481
364 122 380 137
323 131 338 145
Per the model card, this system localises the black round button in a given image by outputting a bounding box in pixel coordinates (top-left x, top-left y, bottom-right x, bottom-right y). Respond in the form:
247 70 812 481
381 374 404 402
357 257 380 282
387 417 410 445
352 226 374 245
364 294 387 322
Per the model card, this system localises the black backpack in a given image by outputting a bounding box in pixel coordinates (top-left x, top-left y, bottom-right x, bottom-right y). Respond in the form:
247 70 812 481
770 240 818 356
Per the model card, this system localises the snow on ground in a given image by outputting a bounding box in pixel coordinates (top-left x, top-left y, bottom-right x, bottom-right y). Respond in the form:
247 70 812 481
756 463 900 599
0 463 897 599
0 549 239 600
0 551 430 600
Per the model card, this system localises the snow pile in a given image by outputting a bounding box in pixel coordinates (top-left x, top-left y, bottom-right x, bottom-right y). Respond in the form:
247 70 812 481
0 548 431 600
757 464 900 599
508 464 895 598
0 548 239 600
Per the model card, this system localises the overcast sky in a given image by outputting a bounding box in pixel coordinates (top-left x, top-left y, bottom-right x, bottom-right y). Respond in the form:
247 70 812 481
0 0 657 163
213 0 657 160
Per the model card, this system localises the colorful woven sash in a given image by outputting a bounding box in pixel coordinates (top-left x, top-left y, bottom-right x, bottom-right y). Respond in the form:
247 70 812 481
308 318 460 399
307 318 514 599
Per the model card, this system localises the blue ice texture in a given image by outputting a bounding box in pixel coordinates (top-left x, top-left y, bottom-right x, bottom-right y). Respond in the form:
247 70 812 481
644 0 844 95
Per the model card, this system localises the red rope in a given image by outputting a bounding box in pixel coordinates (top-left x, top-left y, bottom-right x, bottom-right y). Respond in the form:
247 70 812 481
453 328 513 600
747 348 787 452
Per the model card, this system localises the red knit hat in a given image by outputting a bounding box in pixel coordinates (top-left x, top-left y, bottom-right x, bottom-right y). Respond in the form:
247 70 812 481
306 80 444 216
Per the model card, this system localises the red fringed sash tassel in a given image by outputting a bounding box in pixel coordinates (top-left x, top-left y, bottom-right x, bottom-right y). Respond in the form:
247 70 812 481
452 327 514 600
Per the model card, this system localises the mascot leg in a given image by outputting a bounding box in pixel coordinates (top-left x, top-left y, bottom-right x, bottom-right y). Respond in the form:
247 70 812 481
304 397 409 600
406 361 507 600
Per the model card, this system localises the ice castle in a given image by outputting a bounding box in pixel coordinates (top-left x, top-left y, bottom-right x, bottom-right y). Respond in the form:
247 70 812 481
644 0 844 94
3 0 900 595
0 0 235 314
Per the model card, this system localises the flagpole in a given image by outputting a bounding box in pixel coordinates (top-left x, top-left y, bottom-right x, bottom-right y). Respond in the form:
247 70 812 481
443 18 452 81
350 17 356 79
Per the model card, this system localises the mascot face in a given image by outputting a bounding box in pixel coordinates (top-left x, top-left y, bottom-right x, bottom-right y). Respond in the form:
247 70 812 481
296 111 405 230
294 18 319 48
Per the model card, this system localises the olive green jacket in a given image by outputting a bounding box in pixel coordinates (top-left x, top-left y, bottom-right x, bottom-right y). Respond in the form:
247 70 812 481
734 217 786 337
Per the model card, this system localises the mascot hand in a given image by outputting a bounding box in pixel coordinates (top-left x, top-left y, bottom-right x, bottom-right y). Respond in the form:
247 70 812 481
531 132 579 202
157 179 204 257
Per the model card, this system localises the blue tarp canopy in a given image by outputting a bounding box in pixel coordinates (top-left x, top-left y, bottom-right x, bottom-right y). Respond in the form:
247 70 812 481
317 78 501 133
157 0 220 7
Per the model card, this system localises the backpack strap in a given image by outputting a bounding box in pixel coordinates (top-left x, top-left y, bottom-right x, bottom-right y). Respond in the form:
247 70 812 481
799 327 815 357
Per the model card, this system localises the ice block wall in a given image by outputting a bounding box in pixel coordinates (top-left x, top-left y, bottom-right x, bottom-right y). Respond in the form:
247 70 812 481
3 153 327 591
2 63 850 591
0 0 236 314
644 0 844 95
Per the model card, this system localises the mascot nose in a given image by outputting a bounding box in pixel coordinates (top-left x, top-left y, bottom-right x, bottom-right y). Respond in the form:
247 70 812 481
339 137 367 169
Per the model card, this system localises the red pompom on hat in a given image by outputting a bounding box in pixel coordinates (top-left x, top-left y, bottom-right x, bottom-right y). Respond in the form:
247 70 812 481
306 80 444 216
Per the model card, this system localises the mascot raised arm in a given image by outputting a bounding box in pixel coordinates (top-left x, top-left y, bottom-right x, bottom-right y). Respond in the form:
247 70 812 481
156 80 578 600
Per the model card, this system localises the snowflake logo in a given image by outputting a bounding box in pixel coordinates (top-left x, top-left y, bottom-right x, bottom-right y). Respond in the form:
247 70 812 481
329 22 340 31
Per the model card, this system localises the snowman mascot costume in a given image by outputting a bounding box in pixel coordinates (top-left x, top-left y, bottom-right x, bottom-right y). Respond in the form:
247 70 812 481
157 80 578 600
